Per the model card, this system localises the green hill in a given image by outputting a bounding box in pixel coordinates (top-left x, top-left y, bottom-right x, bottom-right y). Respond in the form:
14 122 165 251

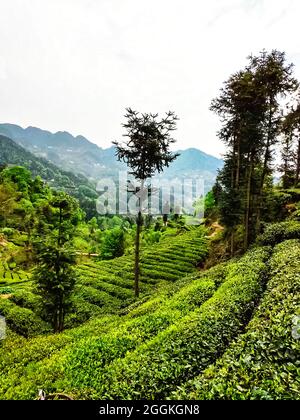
0 135 93 192
0 135 97 217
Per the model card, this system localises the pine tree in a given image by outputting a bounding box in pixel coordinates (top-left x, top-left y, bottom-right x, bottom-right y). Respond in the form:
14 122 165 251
33 192 81 332
114 108 179 297
281 97 300 187
211 70 265 251
248 50 298 230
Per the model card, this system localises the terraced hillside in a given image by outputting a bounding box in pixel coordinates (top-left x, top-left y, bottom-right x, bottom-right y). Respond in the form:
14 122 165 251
77 228 207 299
0 223 299 400
173 239 300 400
0 261 30 284
0 227 208 336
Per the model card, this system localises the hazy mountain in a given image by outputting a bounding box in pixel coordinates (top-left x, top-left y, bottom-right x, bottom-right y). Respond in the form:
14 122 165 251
0 135 96 198
0 123 223 190
0 123 121 179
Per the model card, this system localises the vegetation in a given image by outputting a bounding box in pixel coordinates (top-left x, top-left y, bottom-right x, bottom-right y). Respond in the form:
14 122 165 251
280 96 300 189
0 135 98 219
113 108 179 297
210 50 298 254
1 48 300 401
32 193 80 332
173 239 300 400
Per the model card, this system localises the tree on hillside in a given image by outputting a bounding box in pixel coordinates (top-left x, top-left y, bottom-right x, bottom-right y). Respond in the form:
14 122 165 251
211 69 265 252
211 50 298 253
247 50 298 230
33 192 81 332
113 108 179 297
101 226 125 260
0 182 19 226
280 96 300 188
1 166 32 194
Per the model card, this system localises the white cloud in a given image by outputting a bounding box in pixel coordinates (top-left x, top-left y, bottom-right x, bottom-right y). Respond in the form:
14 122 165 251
0 0 300 158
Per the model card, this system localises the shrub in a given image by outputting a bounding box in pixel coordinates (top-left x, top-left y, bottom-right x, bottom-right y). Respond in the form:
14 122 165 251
0 299 50 337
10 290 40 311
61 277 217 392
0 287 13 294
1 227 14 238
257 221 300 246
64 299 103 328
101 227 125 259
70 247 270 399
175 239 300 400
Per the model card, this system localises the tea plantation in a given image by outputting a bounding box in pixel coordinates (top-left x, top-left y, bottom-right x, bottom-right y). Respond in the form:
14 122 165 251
0 227 208 335
0 223 299 400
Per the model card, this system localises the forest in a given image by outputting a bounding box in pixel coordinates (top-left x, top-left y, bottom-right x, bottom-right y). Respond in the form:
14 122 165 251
0 49 299 400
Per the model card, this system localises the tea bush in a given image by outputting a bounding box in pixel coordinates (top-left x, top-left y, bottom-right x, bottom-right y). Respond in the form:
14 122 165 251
174 240 300 400
258 221 300 246
67 247 270 399
0 299 50 337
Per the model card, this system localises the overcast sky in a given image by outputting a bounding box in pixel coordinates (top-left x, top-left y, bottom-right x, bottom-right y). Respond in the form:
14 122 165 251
1 0 300 157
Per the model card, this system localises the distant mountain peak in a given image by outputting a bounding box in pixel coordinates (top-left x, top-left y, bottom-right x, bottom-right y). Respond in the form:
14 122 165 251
0 123 223 190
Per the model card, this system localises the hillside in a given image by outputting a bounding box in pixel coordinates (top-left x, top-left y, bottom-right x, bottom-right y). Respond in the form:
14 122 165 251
0 221 299 400
0 123 223 188
0 135 94 191
0 135 98 217
0 228 208 332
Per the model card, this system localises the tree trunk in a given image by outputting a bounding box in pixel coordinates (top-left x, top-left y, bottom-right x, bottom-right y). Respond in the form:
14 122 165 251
244 154 254 251
235 136 241 189
230 231 234 257
53 309 59 333
58 205 63 247
58 301 64 333
256 106 273 235
134 211 142 297
296 138 300 186
229 134 240 257
134 179 145 298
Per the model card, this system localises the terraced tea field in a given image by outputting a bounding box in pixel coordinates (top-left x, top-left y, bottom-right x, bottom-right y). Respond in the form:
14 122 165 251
0 223 299 400
0 227 209 335
76 227 208 304
0 261 30 286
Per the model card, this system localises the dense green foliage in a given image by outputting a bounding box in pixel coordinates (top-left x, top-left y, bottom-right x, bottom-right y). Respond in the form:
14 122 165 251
1 223 208 336
1 48 300 401
280 99 300 189
0 192 299 400
257 221 300 246
174 239 300 400
211 50 299 253
0 244 272 399
0 135 98 218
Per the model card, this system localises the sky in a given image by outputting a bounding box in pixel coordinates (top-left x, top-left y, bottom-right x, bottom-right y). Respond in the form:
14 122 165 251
0 0 300 158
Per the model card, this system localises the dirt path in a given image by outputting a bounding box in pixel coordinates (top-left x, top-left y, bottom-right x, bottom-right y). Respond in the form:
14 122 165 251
0 237 8 247
75 252 100 257
207 222 224 238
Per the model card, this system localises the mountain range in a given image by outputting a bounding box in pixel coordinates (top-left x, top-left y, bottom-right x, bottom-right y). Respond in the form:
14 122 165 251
0 135 100 220
0 123 223 191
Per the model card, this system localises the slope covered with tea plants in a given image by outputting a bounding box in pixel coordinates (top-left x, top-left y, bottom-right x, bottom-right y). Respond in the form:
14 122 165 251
0 227 208 336
0 222 299 400
173 238 300 400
